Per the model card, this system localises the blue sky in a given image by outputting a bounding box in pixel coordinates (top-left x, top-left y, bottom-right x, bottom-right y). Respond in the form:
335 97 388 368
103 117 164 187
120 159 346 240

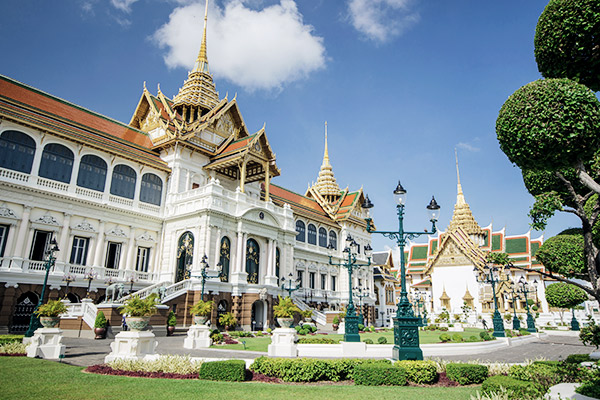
0 0 582 250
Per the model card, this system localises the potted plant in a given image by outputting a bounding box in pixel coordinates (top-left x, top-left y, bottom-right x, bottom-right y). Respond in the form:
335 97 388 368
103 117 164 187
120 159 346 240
332 316 339 330
273 296 300 328
34 299 68 328
301 309 313 322
94 311 108 339
218 312 237 331
118 294 158 331
166 311 176 336
189 300 214 325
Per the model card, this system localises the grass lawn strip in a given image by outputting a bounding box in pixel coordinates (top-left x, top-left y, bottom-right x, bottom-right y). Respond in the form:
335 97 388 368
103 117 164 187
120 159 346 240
0 357 479 400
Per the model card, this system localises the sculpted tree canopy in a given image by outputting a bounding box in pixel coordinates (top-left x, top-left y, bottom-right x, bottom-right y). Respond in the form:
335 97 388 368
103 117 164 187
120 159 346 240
496 78 600 172
545 282 589 310
534 0 600 92
534 229 586 279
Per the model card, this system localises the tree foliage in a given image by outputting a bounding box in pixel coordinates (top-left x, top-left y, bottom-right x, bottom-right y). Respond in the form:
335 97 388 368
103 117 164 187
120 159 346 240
535 229 586 279
545 282 588 309
496 78 600 172
534 0 600 92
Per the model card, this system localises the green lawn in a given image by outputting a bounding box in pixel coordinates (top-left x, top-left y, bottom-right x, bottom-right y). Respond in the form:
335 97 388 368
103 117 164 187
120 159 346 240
0 357 480 400
214 328 486 352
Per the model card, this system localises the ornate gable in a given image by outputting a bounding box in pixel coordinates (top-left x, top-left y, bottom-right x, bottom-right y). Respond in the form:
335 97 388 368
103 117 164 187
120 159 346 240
424 226 487 274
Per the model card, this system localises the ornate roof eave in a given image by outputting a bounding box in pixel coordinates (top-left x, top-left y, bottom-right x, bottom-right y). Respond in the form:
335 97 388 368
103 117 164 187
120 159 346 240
423 226 487 275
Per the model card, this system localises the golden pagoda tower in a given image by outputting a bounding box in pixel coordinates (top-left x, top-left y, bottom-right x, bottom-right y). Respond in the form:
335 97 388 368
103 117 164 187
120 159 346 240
312 122 342 204
172 0 219 122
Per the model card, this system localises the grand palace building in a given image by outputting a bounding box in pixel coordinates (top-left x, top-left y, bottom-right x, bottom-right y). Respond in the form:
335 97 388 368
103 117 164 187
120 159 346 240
0 10 375 334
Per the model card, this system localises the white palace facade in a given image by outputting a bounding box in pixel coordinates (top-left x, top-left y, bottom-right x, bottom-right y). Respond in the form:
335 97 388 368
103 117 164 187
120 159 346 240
0 13 375 333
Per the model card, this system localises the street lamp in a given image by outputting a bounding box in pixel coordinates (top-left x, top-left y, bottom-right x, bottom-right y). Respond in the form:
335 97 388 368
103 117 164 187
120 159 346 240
363 181 440 360
474 263 509 337
327 236 372 342
84 270 98 298
509 281 521 331
518 277 538 333
192 254 224 301
354 285 370 326
25 237 60 337
281 273 301 298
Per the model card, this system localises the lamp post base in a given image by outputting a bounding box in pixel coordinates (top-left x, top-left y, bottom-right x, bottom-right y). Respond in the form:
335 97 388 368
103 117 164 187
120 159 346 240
343 314 360 342
492 310 505 337
526 313 536 333
570 312 580 331
392 314 423 361
512 316 521 331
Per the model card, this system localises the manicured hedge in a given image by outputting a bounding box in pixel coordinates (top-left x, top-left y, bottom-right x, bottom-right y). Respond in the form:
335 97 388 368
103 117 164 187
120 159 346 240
0 335 23 345
482 375 544 399
354 364 407 386
198 360 246 382
297 337 337 344
249 357 390 382
446 363 488 385
565 354 591 364
395 360 438 384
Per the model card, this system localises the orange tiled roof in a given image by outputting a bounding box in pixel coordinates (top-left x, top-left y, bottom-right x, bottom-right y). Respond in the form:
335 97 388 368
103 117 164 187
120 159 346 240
269 184 337 226
0 75 168 171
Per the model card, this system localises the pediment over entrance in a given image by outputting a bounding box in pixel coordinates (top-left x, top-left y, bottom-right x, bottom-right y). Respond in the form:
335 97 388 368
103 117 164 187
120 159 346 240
424 227 486 275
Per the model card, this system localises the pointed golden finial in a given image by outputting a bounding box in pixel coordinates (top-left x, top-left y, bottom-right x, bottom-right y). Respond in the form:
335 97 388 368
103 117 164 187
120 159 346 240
455 148 465 206
143 81 147 91
312 121 340 201
447 149 485 236
192 0 210 74
157 83 162 93
324 121 330 164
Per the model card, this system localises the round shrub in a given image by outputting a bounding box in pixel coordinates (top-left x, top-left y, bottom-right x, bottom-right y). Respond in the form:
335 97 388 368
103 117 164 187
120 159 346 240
363 339 374 344
451 333 463 343
439 333 451 342
396 360 438 384
496 78 600 171
534 0 600 92
377 336 387 344
446 363 489 385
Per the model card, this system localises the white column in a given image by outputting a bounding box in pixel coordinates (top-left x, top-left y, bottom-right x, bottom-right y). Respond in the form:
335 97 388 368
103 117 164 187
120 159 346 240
133 172 143 206
214 228 222 267
4 221 17 258
235 231 244 273
205 224 212 262
186 169 192 191
30 147 43 179
103 167 114 202
57 213 72 262
124 227 136 271
68 156 82 193
93 221 106 267
15 206 32 258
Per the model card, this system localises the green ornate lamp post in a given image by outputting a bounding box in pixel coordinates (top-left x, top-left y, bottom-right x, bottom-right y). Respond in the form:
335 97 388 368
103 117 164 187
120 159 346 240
25 237 60 337
193 254 224 301
509 281 521 331
362 182 440 360
518 277 538 333
474 263 508 337
281 273 301 298
354 285 370 326
327 237 372 342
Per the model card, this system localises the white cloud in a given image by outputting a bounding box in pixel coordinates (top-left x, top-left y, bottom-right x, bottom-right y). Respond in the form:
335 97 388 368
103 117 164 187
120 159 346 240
456 142 481 152
153 0 327 92
110 0 140 13
347 0 419 43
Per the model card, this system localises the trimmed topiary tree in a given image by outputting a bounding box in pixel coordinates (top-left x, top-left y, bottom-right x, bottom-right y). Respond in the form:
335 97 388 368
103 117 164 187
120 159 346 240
535 230 586 279
534 0 600 92
545 282 588 310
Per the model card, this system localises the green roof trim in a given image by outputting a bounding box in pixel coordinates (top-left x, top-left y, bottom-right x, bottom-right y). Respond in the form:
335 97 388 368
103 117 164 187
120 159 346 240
530 242 540 257
491 234 502 251
411 246 428 260
510 257 529 262
430 239 438 255
506 237 527 254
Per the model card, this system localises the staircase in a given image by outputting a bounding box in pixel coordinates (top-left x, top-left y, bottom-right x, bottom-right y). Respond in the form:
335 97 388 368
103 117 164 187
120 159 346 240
293 296 327 326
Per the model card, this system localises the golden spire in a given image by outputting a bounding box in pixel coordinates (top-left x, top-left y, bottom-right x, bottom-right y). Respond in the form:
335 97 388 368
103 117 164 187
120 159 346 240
447 150 485 236
313 122 341 202
172 0 219 116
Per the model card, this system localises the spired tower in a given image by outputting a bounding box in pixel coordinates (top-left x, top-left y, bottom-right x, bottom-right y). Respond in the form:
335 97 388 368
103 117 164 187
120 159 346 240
312 122 342 204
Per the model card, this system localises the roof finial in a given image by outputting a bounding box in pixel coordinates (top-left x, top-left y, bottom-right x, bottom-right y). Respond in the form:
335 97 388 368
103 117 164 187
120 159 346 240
455 148 464 205
312 121 341 200
193 0 210 74
324 121 329 164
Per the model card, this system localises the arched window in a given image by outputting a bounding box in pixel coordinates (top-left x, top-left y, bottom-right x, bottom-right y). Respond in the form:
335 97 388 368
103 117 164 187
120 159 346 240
318 227 327 247
175 231 194 282
307 224 317 245
77 154 107 192
39 143 74 183
219 236 231 282
140 173 163 206
246 238 259 284
275 247 281 280
0 130 36 173
295 220 305 242
110 164 136 199
329 231 337 250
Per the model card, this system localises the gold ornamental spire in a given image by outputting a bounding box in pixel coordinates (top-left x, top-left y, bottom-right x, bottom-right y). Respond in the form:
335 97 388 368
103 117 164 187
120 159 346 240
313 122 341 202
447 150 485 236
172 0 219 117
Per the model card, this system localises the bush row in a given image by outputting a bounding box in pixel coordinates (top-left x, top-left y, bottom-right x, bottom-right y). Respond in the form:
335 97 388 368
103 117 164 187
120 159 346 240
354 363 407 386
297 337 338 344
0 335 23 345
198 360 246 382
249 357 391 382
446 363 489 385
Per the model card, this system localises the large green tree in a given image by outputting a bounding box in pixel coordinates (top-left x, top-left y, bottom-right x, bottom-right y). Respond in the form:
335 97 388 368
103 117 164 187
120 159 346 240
495 0 600 303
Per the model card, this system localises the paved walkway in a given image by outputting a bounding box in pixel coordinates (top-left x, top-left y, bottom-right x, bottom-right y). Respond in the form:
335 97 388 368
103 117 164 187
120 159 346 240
59 332 591 367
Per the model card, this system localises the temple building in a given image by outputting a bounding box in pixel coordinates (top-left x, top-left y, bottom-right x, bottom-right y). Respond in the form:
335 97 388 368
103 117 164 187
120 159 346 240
400 158 551 323
0 4 374 334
